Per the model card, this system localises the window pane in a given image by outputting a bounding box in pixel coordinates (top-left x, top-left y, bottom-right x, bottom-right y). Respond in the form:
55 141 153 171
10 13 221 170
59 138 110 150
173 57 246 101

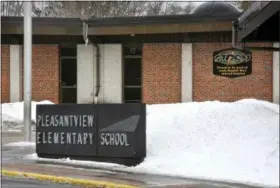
124 58 141 85
61 59 77 86
61 47 77 57
62 88 77 103
124 88 142 102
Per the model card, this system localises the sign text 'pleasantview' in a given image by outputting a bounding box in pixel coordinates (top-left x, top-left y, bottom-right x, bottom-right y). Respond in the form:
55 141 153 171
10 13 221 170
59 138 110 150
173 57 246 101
37 115 94 127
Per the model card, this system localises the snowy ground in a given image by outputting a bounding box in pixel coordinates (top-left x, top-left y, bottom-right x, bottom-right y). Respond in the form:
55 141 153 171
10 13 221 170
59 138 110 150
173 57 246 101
2 99 279 188
1 100 53 132
4 141 35 147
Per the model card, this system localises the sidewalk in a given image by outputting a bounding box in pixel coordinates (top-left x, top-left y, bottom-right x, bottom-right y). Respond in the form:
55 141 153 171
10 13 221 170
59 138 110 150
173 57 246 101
1 132 200 188
2 147 199 188
1 132 265 188
2 132 145 187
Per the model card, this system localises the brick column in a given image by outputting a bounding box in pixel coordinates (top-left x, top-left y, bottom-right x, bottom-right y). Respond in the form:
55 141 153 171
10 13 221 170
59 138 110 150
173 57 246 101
1 45 10 103
31 45 59 103
143 43 182 104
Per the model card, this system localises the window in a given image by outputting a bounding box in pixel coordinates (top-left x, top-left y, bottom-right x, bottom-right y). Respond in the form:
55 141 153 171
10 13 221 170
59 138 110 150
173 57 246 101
123 44 142 103
60 46 77 103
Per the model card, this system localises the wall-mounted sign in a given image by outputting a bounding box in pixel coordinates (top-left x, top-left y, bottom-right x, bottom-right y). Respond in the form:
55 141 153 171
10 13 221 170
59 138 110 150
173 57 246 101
36 103 146 166
213 48 252 78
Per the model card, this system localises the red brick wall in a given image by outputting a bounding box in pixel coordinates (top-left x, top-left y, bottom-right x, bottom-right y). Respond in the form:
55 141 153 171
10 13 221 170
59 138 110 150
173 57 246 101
2 42 273 104
1 45 59 104
30 45 59 103
1 45 10 103
193 43 273 102
143 43 182 104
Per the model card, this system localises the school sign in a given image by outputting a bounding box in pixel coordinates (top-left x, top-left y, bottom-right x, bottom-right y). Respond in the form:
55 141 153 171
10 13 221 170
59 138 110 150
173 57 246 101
36 104 146 166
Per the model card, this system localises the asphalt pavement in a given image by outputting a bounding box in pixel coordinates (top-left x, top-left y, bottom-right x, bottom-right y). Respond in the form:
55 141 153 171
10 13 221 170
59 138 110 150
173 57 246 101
1 131 272 188
2 176 81 188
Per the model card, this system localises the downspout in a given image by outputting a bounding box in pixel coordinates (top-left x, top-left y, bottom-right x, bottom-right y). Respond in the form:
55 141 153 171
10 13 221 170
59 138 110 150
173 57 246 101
232 20 239 49
92 42 100 104
82 21 101 104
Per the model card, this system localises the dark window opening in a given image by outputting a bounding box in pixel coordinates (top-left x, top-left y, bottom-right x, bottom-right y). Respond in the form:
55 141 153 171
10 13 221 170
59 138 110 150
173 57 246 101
61 58 77 87
60 47 77 57
124 87 142 103
123 44 142 103
60 46 77 104
124 58 141 86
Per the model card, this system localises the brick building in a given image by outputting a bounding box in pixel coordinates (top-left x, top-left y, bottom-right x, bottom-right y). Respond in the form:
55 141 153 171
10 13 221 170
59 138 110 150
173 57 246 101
1 2 279 104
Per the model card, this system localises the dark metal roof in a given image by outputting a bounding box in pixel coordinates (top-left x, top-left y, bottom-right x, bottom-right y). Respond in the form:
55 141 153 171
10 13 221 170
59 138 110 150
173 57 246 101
1 32 232 45
86 14 241 27
191 2 242 17
1 13 240 28
236 1 280 42
1 16 82 26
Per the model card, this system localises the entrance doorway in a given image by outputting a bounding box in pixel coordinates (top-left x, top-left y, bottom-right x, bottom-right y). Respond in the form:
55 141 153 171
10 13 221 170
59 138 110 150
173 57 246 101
123 44 142 103
59 45 77 103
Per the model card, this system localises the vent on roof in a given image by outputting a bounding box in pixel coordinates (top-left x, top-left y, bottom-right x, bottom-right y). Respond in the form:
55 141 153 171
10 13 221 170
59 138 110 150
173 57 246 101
191 2 242 16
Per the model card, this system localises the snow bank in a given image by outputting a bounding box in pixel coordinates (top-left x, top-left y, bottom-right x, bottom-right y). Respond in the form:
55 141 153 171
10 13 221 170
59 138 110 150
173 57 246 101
25 99 279 187
5 141 35 147
1 114 22 132
140 99 279 187
1 100 54 131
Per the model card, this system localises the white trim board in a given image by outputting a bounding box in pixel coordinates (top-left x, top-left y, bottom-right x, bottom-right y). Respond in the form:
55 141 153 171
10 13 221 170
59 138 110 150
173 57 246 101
181 43 193 102
273 43 279 104
9 45 22 102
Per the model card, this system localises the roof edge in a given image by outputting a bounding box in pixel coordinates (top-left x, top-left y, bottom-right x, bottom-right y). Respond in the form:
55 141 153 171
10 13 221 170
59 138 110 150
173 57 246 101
238 1 271 24
1 13 241 27
1 16 82 26
86 13 241 27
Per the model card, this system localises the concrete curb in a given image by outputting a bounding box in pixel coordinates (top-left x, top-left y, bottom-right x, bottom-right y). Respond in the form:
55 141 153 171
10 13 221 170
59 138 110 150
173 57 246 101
1 169 139 188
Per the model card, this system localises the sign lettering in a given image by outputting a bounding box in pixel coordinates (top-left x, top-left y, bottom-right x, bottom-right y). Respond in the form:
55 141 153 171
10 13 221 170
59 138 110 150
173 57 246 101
37 115 94 127
36 104 146 166
213 48 252 78
36 115 95 146
130 47 136 55
37 132 94 145
100 133 130 146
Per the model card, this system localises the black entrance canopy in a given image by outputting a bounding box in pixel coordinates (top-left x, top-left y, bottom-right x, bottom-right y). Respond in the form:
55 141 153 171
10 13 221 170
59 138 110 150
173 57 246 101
234 1 280 43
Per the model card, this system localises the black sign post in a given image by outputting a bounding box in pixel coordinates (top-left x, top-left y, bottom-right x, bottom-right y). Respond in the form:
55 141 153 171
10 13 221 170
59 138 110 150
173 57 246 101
213 48 252 78
36 103 146 166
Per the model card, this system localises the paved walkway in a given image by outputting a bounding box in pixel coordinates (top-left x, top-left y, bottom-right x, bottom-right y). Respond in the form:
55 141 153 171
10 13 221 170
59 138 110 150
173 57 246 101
1 132 266 188
2 176 80 188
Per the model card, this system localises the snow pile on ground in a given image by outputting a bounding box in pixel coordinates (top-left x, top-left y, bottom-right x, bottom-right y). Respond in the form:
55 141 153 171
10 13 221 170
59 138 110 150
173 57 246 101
139 99 279 187
1 100 54 131
5 141 35 147
1 114 22 132
25 99 279 187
